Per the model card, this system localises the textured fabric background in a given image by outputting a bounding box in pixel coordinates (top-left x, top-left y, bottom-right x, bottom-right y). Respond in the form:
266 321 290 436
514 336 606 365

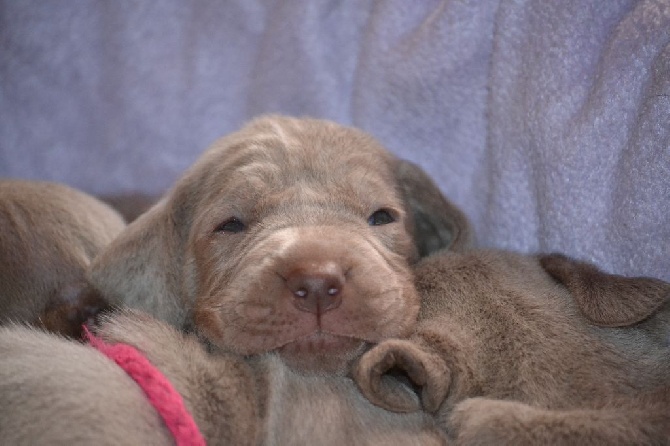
1 1 668 280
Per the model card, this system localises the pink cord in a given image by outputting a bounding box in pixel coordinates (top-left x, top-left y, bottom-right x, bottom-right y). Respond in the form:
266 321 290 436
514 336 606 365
84 326 206 446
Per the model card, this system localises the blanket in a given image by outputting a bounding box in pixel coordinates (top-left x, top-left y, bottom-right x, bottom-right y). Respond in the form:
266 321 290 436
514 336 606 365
1 0 668 280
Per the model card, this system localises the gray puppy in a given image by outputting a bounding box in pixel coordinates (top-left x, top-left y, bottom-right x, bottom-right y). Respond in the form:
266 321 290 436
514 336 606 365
0 179 125 337
0 117 471 444
355 250 670 445
0 310 446 445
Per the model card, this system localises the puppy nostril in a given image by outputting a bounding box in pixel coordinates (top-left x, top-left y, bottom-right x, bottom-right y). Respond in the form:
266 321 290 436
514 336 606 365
284 262 345 314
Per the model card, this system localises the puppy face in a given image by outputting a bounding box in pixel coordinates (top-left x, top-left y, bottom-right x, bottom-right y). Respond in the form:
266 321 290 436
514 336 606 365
190 124 420 372
89 115 471 374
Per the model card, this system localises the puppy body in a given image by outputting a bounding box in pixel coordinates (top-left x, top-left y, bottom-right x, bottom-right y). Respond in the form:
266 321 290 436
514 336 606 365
0 311 445 445
0 324 174 445
355 250 670 444
0 179 126 336
88 115 470 375
256 354 446 445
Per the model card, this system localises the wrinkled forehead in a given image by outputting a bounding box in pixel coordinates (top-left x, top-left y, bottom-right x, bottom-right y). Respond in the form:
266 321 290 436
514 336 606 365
194 119 402 212
229 118 394 178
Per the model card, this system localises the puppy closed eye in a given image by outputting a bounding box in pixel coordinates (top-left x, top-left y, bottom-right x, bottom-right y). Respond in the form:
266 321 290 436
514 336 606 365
368 209 396 226
214 217 246 234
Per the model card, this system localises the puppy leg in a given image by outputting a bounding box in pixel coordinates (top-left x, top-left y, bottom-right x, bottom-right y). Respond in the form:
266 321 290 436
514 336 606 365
354 339 450 413
446 395 670 446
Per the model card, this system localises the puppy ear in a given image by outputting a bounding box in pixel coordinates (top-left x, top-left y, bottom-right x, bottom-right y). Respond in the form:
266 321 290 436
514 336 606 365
395 161 473 257
87 196 188 327
540 253 670 327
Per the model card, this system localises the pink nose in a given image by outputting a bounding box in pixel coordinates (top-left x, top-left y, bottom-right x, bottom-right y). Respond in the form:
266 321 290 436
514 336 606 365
285 262 345 314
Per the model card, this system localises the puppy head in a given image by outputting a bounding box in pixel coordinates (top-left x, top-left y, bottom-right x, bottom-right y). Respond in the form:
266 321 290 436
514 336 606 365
0 180 125 336
89 115 470 374
540 253 670 327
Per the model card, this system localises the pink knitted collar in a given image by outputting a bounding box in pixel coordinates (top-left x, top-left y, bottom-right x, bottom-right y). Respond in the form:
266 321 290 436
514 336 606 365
84 327 206 446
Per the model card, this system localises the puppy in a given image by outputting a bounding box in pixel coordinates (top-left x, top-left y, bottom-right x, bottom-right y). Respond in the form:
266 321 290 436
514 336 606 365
355 250 670 444
0 310 446 445
0 311 258 445
88 115 471 374
0 179 126 337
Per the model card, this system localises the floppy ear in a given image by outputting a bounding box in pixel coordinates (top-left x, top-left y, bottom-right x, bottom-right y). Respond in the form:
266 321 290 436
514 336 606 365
539 253 670 327
395 161 473 257
87 194 190 327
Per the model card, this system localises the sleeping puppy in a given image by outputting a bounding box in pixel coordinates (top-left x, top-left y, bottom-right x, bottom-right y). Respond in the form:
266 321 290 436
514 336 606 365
0 179 125 337
88 114 471 375
355 250 670 444
0 310 446 445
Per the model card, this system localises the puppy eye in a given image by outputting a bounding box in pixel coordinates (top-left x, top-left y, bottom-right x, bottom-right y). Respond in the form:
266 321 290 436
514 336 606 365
214 217 246 234
368 209 395 226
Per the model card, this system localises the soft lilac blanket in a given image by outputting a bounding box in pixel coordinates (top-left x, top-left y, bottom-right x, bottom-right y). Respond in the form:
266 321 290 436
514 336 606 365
1 1 668 280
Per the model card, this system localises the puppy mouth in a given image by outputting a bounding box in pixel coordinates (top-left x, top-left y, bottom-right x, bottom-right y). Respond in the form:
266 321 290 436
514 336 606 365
275 331 369 374
276 330 369 375
278 331 364 356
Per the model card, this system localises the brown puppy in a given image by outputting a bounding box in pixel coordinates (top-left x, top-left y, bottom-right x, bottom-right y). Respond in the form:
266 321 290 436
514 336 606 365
0 310 446 445
355 250 670 445
88 115 471 374
0 179 126 337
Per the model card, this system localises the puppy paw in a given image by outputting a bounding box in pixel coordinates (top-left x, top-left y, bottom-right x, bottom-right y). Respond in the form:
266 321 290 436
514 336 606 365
353 339 450 413
446 398 543 446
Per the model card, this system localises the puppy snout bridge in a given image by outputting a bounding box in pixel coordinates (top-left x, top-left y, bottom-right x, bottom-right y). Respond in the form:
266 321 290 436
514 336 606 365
283 261 345 315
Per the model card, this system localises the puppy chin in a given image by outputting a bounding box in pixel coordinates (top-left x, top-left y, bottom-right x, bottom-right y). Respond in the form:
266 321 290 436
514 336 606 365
278 333 369 376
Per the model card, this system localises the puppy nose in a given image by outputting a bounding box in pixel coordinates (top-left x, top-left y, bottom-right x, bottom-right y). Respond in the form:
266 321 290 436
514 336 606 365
285 262 345 314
